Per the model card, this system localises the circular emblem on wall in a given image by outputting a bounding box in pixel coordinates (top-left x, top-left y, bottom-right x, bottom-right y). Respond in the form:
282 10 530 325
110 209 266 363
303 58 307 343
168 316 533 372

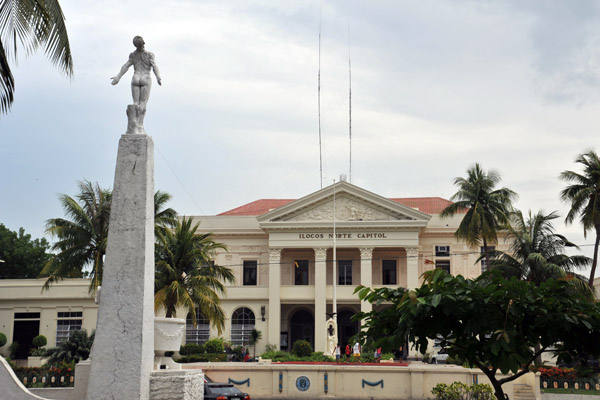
296 376 310 391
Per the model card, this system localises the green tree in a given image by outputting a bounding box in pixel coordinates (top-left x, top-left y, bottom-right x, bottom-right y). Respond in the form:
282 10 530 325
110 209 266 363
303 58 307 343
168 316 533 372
0 224 50 278
491 210 592 296
250 328 262 360
41 181 177 292
154 190 177 237
154 217 234 334
41 181 112 292
440 163 517 268
559 150 600 287
355 269 600 400
0 0 72 114
43 329 94 365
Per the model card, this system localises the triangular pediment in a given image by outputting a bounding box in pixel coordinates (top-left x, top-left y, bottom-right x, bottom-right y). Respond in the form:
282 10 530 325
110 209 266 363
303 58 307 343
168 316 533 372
257 181 431 226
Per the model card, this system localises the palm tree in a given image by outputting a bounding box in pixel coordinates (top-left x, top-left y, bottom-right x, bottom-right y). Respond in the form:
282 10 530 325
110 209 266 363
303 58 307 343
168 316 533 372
43 329 94 365
491 210 592 297
559 150 600 287
0 0 72 114
154 190 177 237
154 217 235 334
42 181 177 292
249 328 262 360
41 181 111 292
440 163 517 267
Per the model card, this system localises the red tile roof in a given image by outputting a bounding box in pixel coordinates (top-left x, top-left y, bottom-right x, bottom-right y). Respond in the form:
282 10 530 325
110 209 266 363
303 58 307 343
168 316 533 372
219 197 460 216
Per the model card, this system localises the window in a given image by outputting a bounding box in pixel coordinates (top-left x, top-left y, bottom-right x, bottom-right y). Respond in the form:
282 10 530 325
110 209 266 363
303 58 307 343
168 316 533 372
243 260 257 286
436 260 450 274
435 245 450 257
186 309 210 344
382 260 397 285
338 260 352 285
56 312 82 345
294 260 309 285
231 307 255 346
480 246 496 273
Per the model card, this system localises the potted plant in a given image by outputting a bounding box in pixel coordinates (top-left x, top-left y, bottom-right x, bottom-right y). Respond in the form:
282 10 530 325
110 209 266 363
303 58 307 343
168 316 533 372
28 335 47 367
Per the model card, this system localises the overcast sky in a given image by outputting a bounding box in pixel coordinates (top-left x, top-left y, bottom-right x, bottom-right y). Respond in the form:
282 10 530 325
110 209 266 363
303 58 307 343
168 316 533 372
1 0 599 272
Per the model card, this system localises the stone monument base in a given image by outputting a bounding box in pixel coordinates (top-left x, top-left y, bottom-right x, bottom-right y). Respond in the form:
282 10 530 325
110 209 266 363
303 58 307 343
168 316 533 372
150 370 204 400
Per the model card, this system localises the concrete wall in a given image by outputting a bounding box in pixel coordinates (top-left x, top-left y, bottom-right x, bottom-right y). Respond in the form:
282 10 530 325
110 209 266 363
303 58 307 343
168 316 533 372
189 362 540 400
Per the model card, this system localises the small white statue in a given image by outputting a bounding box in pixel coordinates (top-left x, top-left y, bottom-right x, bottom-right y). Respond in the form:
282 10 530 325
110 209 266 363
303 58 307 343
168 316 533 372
111 36 161 134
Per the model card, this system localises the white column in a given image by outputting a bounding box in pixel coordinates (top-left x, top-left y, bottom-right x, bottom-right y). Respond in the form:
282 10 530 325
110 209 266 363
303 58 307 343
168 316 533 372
87 135 154 400
314 248 328 353
268 248 282 349
359 247 374 314
406 247 419 289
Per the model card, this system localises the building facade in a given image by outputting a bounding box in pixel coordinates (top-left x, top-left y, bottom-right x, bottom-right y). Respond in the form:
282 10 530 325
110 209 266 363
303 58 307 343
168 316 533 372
0 181 503 357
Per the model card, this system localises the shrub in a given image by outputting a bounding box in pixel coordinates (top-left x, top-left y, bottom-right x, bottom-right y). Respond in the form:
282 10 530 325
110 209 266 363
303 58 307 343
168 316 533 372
432 382 494 400
32 335 47 349
264 344 277 353
9 342 19 358
176 353 226 363
0 332 6 348
204 338 225 354
179 343 205 356
292 340 312 357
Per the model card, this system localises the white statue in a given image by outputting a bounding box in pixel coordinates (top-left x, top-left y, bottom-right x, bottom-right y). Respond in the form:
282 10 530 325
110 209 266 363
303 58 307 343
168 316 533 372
111 36 161 134
326 318 338 356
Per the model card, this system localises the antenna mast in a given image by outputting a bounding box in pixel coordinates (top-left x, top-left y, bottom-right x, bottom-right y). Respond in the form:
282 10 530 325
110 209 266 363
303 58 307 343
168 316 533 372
348 19 352 183
318 1 323 189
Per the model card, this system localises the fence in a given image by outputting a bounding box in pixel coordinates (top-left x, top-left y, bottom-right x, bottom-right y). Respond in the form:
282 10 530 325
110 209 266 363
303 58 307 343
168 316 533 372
540 376 599 392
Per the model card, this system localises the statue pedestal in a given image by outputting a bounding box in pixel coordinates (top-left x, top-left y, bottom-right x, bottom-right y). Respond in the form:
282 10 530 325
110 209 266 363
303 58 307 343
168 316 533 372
86 134 155 400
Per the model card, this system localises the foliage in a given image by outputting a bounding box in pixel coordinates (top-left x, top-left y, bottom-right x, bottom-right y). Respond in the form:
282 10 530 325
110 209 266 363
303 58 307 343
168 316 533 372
41 182 177 293
9 341 19 358
154 217 233 333
259 349 334 362
176 353 226 363
264 344 277 353
533 366 577 380
291 340 313 357
12 361 75 388
43 329 94 365
491 210 592 297
204 338 225 354
431 382 494 400
179 343 205 356
0 332 6 347
32 335 47 349
355 269 600 400
0 224 51 278
41 181 112 292
559 150 600 286
250 328 262 359
0 0 73 114
440 163 516 267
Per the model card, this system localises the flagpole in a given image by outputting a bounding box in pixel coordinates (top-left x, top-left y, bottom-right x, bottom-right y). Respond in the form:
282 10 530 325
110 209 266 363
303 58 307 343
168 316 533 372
332 180 337 321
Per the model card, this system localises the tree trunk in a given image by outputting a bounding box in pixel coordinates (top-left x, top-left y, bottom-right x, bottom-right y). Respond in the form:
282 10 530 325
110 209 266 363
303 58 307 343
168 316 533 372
588 230 600 287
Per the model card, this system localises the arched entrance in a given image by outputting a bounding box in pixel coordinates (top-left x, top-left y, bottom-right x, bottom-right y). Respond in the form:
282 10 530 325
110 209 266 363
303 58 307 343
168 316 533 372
338 309 359 347
290 309 314 350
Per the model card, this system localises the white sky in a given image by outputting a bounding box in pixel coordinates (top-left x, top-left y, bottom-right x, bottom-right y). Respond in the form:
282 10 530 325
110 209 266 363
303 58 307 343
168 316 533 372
1 0 599 273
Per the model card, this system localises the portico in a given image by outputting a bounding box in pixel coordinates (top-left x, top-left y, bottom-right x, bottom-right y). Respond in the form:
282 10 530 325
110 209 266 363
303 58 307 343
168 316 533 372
257 181 430 352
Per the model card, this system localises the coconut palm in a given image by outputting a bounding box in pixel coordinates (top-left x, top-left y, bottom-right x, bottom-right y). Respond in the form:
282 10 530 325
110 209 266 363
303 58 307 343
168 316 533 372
154 217 234 334
41 181 111 292
42 181 177 292
154 190 177 237
490 210 592 297
559 150 600 287
440 163 517 267
0 0 72 114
